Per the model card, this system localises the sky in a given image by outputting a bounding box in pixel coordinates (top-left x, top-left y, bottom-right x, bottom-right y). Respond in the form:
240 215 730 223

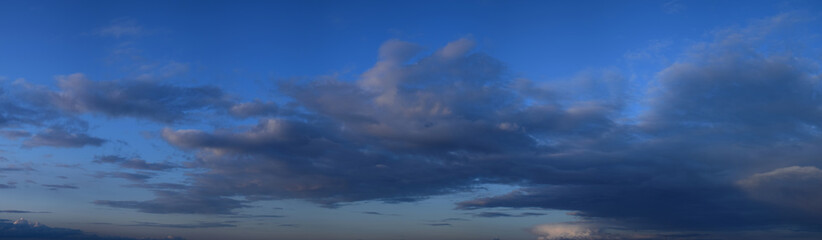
2 0 822 239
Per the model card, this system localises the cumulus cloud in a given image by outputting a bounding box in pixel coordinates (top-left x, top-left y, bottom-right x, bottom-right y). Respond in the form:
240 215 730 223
107 37 626 214
87 14 822 237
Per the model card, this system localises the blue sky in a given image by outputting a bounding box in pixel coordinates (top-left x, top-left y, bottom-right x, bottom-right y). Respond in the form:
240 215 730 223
2 1 822 240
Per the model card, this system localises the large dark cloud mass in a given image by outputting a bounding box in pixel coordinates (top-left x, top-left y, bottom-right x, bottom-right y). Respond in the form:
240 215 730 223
0 13 812 238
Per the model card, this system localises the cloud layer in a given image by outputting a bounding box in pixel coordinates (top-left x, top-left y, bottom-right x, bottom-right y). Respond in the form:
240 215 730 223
2 13 821 238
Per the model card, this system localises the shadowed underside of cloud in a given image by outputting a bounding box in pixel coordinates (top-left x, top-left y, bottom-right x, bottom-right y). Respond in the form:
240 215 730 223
0 218 184 240
473 212 547 218
116 221 235 229
94 190 246 214
16 73 232 124
22 127 105 148
94 155 179 171
0 210 50 214
76 14 822 236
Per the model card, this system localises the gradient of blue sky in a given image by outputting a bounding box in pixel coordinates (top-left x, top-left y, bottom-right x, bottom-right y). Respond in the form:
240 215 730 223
2 1 822 240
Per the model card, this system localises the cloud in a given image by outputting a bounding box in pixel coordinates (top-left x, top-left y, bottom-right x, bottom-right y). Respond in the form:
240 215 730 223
17 73 233 124
0 85 55 129
126 221 235 229
472 212 547 218
222 214 284 219
426 223 452 227
0 218 184 240
96 172 155 183
739 166 822 214
94 155 179 171
94 190 247 214
89 14 822 237
97 18 144 38
41 184 78 190
0 130 30 140
22 127 105 148
360 211 398 216
229 100 278 118
103 37 624 214
532 223 596 240
0 210 50 214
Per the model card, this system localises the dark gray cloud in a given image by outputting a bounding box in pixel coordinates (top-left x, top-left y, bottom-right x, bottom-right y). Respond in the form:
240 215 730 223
0 166 32 172
22 127 105 148
738 166 822 215
96 172 155 183
93 155 179 171
123 183 189 190
472 212 546 218
94 190 247 214
42 184 78 190
222 214 284 219
229 100 278 118
17 73 232 124
0 86 55 129
440 218 469 222
0 210 50 214
101 37 623 213
426 223 452 227
360 211 398 216
0 218 184 240
126 221 235 229
0 130 30 140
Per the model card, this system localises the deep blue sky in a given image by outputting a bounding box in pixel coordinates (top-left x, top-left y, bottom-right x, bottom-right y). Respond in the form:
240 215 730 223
2 1 822 240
